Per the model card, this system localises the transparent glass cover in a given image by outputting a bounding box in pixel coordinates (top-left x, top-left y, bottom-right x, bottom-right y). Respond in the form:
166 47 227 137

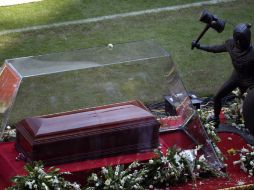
0 40 223 170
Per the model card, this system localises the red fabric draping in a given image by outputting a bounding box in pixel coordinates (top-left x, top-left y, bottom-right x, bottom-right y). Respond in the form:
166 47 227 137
172 132 254 190
1 132 254 190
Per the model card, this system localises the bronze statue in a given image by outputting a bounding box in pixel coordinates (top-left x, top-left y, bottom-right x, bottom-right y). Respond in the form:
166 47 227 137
192 11 254 135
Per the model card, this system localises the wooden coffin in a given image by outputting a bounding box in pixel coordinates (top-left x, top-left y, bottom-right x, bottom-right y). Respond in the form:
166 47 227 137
15 100 160 165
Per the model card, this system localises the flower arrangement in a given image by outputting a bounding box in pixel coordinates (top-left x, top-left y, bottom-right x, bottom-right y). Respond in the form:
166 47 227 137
85 146 224 190
1 125 16 142
7 161 81 190
197 108 221 143
233 145 254 177
86 161 145 190
7 147 224 190
222 88 245 130
8 92 242 189
197 88 248 143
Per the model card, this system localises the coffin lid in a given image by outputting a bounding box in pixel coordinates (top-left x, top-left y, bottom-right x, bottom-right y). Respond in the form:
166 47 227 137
20 101 157 138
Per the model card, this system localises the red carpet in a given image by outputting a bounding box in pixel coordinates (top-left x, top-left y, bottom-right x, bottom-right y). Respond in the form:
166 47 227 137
171 132 254 190
0 132 253 189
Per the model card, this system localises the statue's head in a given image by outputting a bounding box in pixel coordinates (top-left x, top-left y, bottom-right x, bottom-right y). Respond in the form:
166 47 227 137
233 23 251 50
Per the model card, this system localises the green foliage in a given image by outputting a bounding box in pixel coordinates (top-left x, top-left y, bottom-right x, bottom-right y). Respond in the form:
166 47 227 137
233 145 254 177
86 162 145 190
7 161 81 190
85 147 223 189
197 108 221 142
223 88 245 129
6 148 223 190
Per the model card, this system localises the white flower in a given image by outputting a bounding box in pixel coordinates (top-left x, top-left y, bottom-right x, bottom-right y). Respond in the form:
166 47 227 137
241 148 249 153
120 179 125 186
115 171 119 176
178 163 184 170
194 149 198 156
167 162 172 168
105 179 111 186
149 159 154 164
237 180 245 186
199 155 206 162
102 167 108 174
196 165 201 170
161 156 167 164
174 154 181 163
198 143 206 151
241 157 246 162
93 174 98 181
25 181 33 189
171 172 175 176
232 89 241 96
233 160 241 165
42 182 49 190
240 165 248 172
211 131 216 136
205 123 210 128
52 176 59 184
72 182 80 189
239 124 245 127
115 165 120 173
62 171 71 175
129 161 140 168
38 168 45 174
250 161 254 166
6 126 11 130
149 185 154 189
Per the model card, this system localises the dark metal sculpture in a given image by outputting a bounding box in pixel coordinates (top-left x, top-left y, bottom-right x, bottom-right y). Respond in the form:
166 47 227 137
191 11 254 136
191 10 225 49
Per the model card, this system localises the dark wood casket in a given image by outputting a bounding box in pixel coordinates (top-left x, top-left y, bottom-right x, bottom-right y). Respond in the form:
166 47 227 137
15 100 160 165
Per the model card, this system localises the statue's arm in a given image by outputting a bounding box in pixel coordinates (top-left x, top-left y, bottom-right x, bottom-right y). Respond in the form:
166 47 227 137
198 44 227 53
192 40 227 53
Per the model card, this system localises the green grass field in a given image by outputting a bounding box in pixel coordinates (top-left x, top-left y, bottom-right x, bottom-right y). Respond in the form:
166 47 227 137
0 0 253 96
0 0 203 30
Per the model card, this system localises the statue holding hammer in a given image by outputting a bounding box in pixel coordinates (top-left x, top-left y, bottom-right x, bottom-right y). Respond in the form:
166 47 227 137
192 10 254 136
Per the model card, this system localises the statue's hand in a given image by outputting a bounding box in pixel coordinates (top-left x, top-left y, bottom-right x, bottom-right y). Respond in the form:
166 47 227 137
191 40 200 49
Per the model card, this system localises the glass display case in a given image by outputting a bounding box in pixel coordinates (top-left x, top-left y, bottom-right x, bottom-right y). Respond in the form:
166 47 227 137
0 40 223 170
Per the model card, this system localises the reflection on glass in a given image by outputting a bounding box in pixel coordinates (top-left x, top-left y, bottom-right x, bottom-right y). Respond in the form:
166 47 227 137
0 40 224 171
